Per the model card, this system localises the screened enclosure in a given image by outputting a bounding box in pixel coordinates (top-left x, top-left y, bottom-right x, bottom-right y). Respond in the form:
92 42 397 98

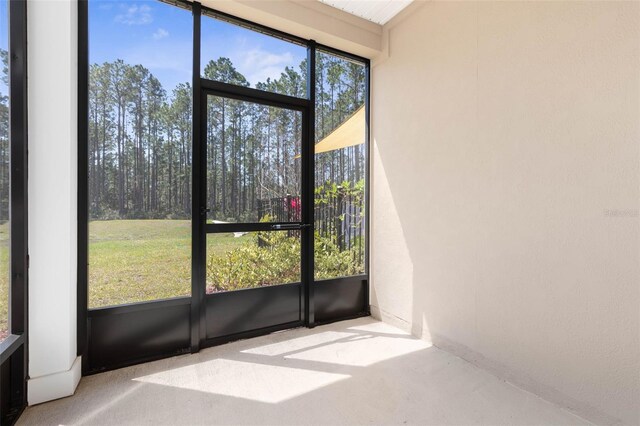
79 0 370 374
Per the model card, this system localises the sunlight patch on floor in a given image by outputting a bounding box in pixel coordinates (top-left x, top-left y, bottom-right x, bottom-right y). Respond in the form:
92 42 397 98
286 332 430 367
345 320 413 335
243 321 431 368
283 320 431 367
133 358 350 404
133 322 429 404
241 330 355 357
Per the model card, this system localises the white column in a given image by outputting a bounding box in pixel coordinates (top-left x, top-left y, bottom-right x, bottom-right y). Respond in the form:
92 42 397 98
27 0 81 405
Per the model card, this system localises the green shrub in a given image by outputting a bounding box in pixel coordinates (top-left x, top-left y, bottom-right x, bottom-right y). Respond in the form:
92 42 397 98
206 231 300 293
314 232 363 280
206 181 366 293
206 231 364 293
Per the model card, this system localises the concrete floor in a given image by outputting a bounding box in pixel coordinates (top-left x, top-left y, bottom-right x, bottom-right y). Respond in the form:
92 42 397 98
19 318 590 425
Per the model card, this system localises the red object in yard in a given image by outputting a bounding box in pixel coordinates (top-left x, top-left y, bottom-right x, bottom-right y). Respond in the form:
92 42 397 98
289 196 301 219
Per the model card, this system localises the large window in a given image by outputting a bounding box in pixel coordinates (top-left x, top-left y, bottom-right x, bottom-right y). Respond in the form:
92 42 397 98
88 0 193 307
314 50 367 280
87 2 368 307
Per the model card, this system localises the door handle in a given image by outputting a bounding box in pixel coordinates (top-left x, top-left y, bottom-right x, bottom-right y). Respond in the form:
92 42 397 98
272 223 299 230
271 223 312 230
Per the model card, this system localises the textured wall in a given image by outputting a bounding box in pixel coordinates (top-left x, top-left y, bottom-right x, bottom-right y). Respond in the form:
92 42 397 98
371 2 639 424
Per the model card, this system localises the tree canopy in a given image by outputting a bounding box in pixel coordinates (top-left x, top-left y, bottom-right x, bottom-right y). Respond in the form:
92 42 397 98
87 52 366 221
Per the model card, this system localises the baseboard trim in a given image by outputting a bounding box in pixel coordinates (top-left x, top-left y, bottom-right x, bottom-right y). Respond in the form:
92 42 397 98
28 356 82 406
370 304 411 333
431 334 622 426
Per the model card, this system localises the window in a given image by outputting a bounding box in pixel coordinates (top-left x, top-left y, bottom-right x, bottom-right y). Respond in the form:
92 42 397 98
314 49 367 280
205 97 303 224
201 12 307 98
88 0 193 307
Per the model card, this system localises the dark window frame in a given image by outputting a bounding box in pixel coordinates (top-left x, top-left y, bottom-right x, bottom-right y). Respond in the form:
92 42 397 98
77 0 370 373
0 0 29 424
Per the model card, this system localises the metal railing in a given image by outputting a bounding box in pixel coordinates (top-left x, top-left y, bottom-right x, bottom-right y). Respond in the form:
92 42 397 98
257 187 365 262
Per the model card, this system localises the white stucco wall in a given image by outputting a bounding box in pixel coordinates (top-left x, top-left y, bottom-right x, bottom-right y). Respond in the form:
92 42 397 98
371 2 640 425
27 0 81 405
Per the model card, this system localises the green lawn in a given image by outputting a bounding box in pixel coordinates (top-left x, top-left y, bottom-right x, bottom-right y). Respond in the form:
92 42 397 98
1 218 362 322
89 220 244 308
0 220 247 330
1 220 249 323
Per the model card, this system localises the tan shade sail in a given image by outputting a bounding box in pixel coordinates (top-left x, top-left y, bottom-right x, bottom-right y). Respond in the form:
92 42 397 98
296 106 365 158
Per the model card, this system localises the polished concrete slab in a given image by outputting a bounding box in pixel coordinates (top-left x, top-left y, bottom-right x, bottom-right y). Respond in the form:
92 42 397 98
19 318 591 425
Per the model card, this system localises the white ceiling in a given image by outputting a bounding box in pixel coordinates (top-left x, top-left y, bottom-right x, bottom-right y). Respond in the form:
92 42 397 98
318 0 414 25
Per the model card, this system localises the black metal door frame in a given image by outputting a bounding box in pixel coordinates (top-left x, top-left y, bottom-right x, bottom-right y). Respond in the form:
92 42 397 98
191 76 314 351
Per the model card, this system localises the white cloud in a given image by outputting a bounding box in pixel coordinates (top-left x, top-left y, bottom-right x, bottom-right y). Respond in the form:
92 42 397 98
121 40 192 90
152 28 169 40
238 48 295 85
115 4 153 25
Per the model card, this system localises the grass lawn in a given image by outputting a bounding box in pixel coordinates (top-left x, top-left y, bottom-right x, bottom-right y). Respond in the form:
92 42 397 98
2 218 361 321
2 217 361 325
89 220 244 308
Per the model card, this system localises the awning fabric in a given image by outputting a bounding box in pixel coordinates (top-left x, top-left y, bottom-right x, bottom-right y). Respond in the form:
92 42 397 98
296 106 365 158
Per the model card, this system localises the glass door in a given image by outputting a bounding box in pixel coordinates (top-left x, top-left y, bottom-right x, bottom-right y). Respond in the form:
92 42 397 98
199 90 310 341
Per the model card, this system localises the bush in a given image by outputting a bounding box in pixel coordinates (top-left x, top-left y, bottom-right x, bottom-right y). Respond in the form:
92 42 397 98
314 232 363 280
206 231 300 293
206 231 364 293
206 181 367 293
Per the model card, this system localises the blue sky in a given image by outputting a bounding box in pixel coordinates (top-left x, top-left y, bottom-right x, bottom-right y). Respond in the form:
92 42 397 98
90 0 306 93
0 1 6 51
